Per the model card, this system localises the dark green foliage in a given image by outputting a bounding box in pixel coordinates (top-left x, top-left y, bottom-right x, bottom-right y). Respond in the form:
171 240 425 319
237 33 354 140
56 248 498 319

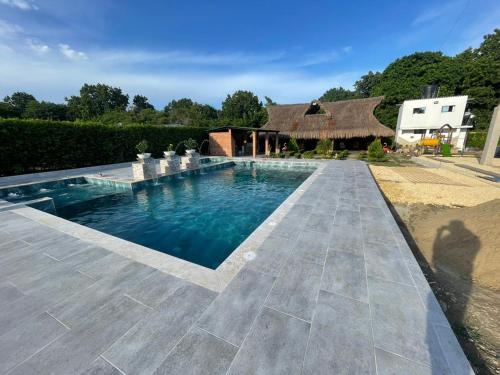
132 95 154 112
441 143 452 157
288 138 300 153
357 151 368 160
354 71 382 97
367 139 386 161
264 96 276 106
302 150 315 159
164 98 218 126
319 87 359 102
23 101 68 121
135 140 148 154
3 92 36 116
465 132 500 149
315 139 332 155
0 119 206 176
220 90 266 128
66 83 129 120
183 138 198 150
337 150 349 160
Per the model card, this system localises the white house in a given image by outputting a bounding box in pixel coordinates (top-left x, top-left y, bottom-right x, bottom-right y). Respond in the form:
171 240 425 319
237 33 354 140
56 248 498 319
395 95 473 151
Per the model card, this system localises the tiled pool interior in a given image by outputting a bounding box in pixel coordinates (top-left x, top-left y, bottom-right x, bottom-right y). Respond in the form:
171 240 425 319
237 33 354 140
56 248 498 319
1 163 314 268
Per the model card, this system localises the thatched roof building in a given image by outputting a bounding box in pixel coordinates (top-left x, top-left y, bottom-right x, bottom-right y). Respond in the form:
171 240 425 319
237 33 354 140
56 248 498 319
261 96 394 139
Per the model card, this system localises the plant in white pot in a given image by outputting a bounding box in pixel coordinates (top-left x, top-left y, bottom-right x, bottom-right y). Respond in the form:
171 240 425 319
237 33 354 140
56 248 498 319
183 138 198 156
164 144 176 158
135 140 151 163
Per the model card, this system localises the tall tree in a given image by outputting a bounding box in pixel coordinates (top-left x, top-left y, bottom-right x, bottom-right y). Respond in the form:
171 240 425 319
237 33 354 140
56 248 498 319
3 92 36 116
355 71 382 97
164 98 217 126
66 83 129 120
319 87 359 102
220 90 265 127
132 95 154 112
264 96 276 106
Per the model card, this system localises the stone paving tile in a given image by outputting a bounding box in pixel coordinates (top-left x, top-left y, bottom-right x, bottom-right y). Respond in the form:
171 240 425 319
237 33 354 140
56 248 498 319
76 251 134 280
245 234 291 276
321 249 368 303
79 357 123 375
265 257 322 322
49 261 155 328
291 229 329 265
30 233 93 260
433 324 475 375
305 213 335 234
367 277 451 372
337 197 360 212
333 208 361 227
60 245 111 269
197 268 275 346
125 269 188 308
364 241 414 286
103 284 216 375
272 220 303 240
0 312 68 373
375 348 433 375
9 296 150 375
0 282 25 305
0 252 59 285
329 224 364 255
153 327 238 375
227 307 310 375
302 290 375 375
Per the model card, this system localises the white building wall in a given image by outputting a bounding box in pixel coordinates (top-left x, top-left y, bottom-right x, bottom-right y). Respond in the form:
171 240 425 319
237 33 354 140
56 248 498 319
395 95 471 151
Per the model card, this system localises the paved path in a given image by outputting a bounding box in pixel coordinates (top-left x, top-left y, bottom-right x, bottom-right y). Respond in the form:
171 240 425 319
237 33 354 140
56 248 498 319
0 161 472 374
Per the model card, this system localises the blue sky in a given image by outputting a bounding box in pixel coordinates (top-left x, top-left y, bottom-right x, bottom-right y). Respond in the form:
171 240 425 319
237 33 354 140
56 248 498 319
0 0 499 108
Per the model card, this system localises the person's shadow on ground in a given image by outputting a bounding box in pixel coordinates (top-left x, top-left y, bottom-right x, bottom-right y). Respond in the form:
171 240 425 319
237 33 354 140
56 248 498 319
427 220 484 374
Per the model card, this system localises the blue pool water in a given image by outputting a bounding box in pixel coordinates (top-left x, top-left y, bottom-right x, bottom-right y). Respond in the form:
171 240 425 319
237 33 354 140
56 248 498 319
5 165 312 269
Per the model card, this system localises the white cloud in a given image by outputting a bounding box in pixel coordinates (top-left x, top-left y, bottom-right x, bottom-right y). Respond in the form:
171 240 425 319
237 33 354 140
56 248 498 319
26 38 49 54
0 46 360 107
411 0 465 26
0 19 23 37
58 44 88 60
0 0 38 11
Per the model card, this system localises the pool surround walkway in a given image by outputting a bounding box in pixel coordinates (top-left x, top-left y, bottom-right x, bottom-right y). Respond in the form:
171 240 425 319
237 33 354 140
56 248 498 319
0 158 473 374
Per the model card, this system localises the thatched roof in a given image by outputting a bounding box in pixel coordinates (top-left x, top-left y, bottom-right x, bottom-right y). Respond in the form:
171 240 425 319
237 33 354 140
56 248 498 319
261 96 394 139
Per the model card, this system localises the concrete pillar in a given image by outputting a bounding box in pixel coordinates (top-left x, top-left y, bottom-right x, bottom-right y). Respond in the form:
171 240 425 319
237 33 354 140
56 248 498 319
264 132 269 156
480 105 500 165
228 129 234 157
275 133 279 153
252 131 257 158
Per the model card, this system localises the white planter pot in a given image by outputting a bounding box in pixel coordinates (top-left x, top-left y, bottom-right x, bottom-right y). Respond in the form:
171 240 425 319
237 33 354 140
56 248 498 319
185 149 196 156
164 151 176 158
137 153 151 163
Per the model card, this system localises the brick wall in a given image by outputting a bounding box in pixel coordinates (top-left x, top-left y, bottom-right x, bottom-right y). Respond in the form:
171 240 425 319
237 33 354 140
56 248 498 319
209 132 234 156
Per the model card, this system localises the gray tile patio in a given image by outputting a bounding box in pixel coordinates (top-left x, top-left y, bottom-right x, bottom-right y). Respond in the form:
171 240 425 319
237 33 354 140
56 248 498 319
0 160 473 374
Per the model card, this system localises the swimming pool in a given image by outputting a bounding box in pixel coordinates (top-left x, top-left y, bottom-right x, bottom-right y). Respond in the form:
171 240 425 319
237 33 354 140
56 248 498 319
2 164 313 268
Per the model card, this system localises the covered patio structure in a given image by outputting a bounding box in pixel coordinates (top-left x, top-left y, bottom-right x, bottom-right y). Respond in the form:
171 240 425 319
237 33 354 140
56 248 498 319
208 126 280 158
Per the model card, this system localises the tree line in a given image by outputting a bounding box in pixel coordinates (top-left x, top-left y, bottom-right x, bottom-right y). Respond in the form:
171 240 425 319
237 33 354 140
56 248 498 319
1 29 498 130
0 85 269 128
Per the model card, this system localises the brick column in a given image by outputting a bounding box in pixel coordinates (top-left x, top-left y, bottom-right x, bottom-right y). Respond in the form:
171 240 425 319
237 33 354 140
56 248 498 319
252 131 258 158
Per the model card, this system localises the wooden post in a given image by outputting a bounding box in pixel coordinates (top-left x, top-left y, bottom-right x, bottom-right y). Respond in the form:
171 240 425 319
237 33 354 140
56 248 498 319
264 132 269 156
275 133 279 153
252 131 257 158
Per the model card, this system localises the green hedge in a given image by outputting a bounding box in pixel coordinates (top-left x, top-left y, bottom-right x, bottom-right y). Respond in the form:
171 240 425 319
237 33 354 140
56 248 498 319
466 131 500 149
0 119 207 176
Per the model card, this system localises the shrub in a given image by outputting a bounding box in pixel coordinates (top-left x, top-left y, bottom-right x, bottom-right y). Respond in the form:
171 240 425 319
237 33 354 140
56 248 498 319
368 139 387 162
303 150 315 159
315 139 332 155
183 138 198 150
337 150 349 160
441 143 452 157
288 138 300 153
357 151 368 160
135 140 148 154
296 153 302 159
0 119 207 176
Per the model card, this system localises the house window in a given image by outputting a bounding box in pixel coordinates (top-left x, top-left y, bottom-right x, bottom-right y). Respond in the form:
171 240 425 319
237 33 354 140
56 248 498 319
402 129 426 135
413 107 426 114
441 105 455 112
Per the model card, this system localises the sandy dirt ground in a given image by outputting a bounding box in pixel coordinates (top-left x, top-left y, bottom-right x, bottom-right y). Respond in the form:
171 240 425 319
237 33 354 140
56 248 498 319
370 160 500 374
